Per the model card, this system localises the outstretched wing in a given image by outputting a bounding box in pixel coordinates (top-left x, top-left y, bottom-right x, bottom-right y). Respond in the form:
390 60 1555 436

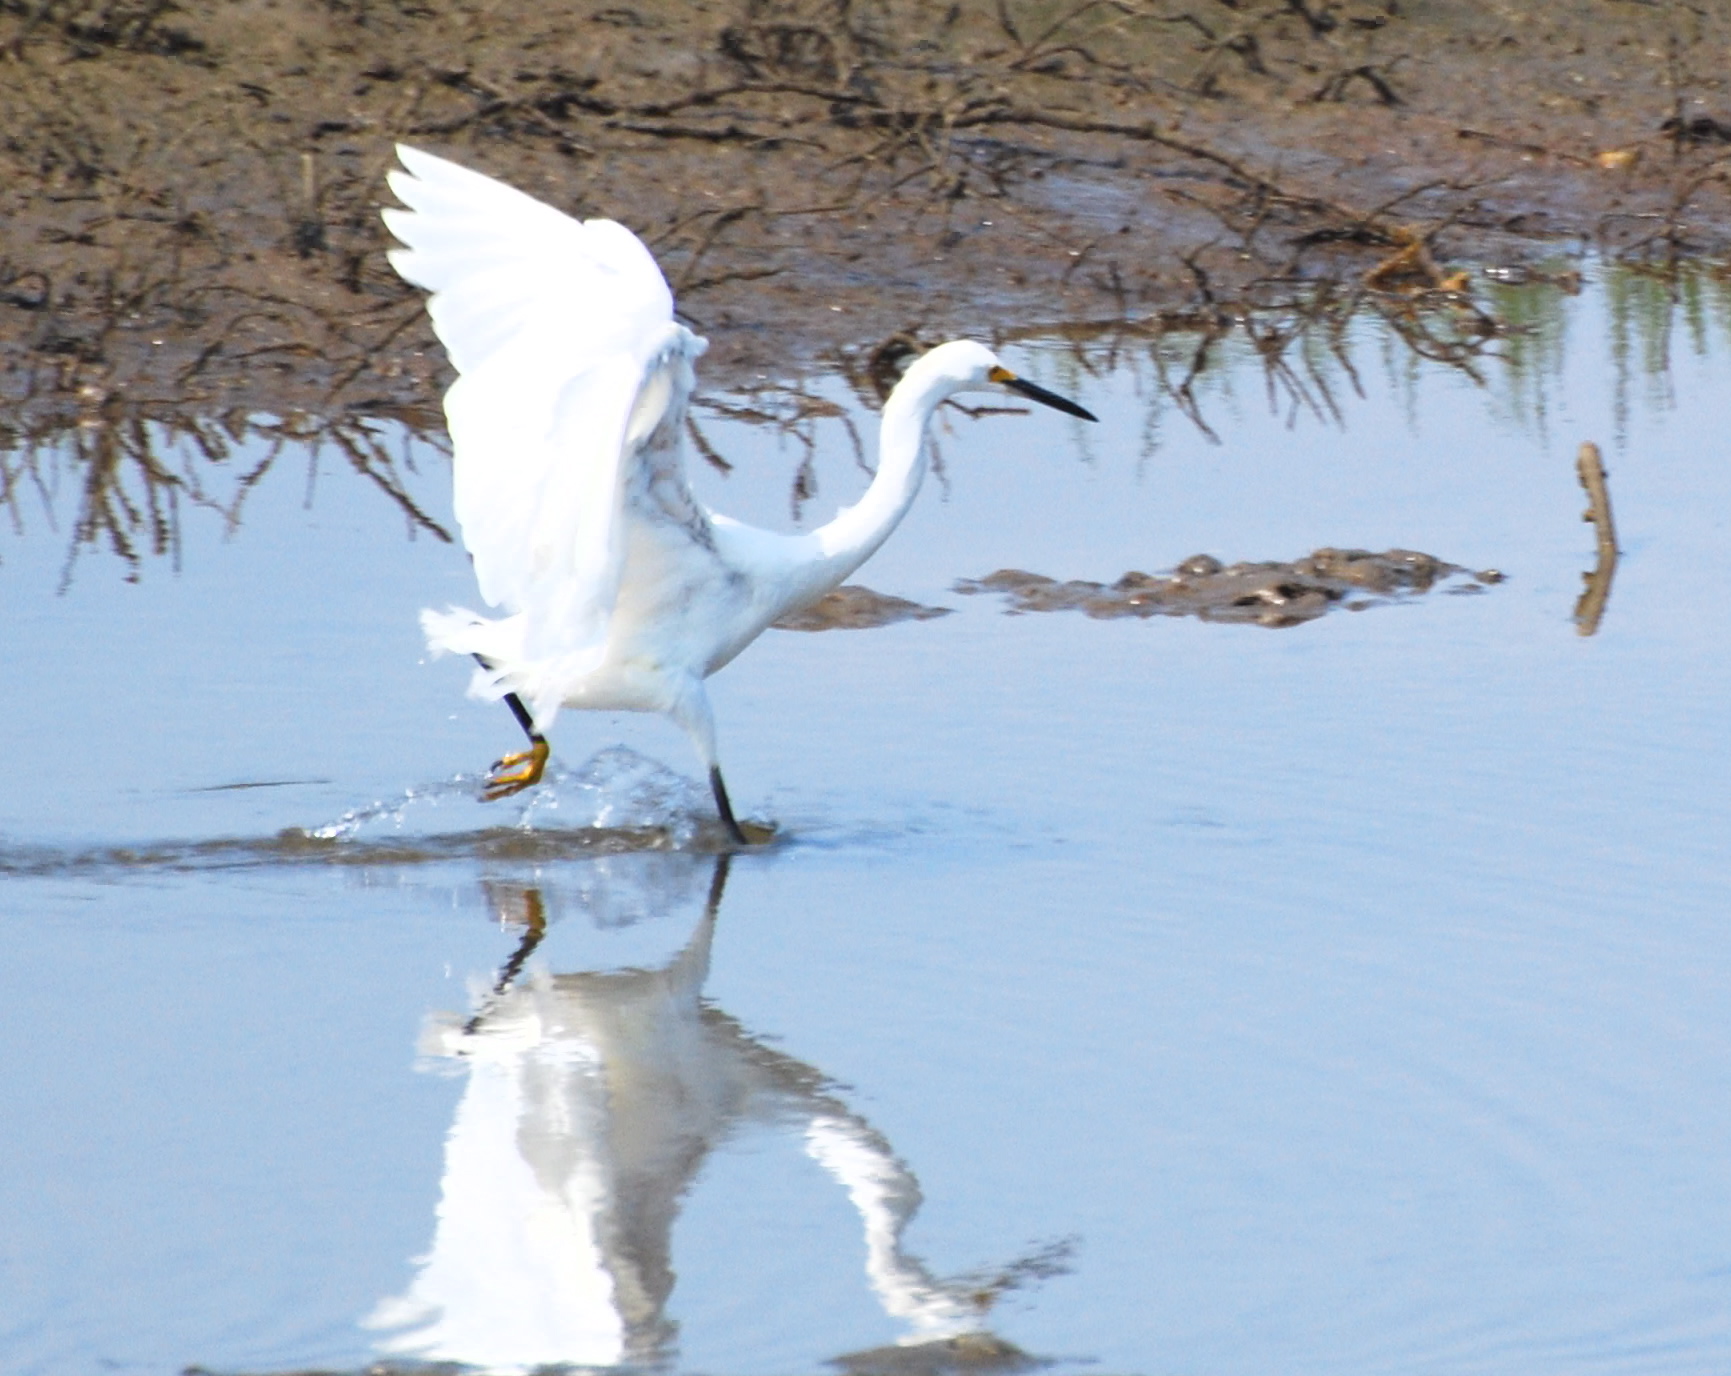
383 144 699 678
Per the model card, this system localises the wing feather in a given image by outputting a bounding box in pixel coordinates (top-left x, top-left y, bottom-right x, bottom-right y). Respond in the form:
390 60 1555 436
383 144 700 682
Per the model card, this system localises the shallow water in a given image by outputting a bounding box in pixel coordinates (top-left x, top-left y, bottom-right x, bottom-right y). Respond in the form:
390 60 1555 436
5 270 1731 1375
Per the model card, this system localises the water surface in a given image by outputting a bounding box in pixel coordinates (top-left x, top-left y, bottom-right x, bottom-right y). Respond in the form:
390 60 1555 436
4 269 1731 1375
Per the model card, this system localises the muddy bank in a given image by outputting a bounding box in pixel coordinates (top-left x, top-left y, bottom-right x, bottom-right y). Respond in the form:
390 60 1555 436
4 0 1731 436
772 549 1502 633
773 583 951 631
956 548 1500 627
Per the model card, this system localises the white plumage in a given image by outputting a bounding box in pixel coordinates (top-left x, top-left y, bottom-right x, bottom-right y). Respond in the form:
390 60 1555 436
383 144 1094 842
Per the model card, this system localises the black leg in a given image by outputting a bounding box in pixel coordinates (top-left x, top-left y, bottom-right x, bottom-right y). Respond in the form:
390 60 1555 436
501 689 543 747
463 888 549 1035
470 653 549 801
705 851 732 915
709 766 751 847
474 654 544 749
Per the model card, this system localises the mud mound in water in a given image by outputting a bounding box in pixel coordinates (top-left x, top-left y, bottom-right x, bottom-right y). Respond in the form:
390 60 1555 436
957 549 1503 628
774 585 952 632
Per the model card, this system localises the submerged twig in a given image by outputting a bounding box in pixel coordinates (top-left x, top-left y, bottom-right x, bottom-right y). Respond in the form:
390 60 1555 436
1574 439 1619 636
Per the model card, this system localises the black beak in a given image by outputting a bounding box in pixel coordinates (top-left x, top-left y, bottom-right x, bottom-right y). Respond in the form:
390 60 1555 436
998 371 1098 422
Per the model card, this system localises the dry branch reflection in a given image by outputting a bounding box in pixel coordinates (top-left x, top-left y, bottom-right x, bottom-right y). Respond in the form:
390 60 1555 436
0 405 450 584
0 262 1715 598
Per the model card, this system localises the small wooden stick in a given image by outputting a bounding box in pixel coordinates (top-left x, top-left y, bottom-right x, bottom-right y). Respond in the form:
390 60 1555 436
1574 440 1619 636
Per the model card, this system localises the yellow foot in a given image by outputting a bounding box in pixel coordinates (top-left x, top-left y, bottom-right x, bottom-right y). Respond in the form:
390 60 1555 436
480 738 550 802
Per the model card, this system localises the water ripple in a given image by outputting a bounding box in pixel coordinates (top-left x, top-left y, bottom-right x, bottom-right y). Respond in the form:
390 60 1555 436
1 748 747 876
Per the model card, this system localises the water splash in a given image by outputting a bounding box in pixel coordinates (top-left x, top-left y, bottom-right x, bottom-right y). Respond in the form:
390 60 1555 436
308 746 712 846
516 746 713 842
0 749 736 878
308 777 474 841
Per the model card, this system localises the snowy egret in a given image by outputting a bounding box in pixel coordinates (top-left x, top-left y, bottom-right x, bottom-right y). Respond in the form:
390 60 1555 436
384 145 1096 844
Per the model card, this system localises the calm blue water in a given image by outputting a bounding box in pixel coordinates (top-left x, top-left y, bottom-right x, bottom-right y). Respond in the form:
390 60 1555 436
4 270 1731 1375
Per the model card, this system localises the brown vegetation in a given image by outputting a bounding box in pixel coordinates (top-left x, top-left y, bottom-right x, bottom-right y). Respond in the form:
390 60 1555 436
4 0 1731 437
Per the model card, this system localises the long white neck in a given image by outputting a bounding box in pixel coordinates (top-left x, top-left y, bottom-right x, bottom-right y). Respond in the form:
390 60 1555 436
803 362 946 588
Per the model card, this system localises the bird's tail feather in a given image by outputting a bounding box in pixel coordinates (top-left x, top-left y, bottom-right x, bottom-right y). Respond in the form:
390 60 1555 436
420 606 601 732
421 605 517 665
421 603 531 709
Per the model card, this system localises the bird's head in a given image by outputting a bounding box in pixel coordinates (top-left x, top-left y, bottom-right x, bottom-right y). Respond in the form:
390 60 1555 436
903 339 1097 421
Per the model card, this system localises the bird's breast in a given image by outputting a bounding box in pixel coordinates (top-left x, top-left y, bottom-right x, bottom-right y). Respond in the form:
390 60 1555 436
602 514 762 680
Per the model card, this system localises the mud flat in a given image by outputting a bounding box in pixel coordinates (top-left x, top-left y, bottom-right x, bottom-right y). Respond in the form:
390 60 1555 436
5 0 1731 437
773 583 952 631
956 548 1501 628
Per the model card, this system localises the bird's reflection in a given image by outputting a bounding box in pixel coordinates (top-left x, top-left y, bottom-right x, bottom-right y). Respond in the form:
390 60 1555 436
367 854 1056 1374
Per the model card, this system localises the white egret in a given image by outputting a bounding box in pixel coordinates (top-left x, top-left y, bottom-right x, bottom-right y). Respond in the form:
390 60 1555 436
383 145 1095 844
